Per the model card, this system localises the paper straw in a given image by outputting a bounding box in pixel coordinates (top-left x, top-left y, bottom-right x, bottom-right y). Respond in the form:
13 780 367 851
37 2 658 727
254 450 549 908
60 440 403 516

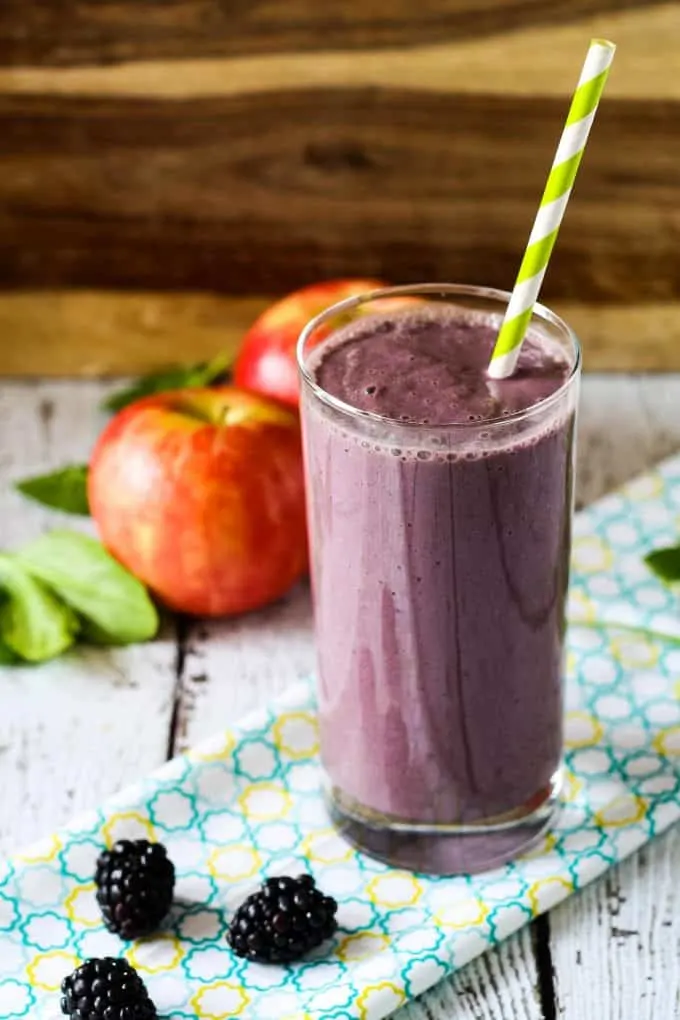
488 38 616 380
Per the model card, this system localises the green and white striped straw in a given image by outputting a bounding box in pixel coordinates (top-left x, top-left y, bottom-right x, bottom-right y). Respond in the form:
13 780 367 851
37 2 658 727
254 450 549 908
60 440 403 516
488 38 616 379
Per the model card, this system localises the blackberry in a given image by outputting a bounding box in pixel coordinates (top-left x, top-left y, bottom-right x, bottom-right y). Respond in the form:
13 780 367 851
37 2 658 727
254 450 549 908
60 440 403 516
95 839 175 940
60 957 156 1020
228 873 338 963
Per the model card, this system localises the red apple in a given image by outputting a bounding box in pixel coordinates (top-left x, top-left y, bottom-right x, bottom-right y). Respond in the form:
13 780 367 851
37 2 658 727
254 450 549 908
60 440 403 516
233 278 387 408
88 387 307 617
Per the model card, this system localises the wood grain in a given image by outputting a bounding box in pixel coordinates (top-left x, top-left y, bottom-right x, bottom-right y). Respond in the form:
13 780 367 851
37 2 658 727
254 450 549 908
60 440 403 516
0 2 677 370
403 927 543 1019
0 0 648 67
0 292 266 376
559 304 680 374
0 89 677 303
3 292 680 376
1 6 676 101
551 835 680 1018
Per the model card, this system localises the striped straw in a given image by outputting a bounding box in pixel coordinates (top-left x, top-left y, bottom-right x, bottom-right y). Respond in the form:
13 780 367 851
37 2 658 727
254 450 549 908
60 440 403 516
488 38 616 379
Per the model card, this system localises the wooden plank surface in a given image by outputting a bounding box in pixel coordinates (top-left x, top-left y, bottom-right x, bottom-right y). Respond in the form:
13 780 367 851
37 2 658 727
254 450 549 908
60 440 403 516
2 374 680 1016
550 833 680 1018
2 293 680 377
0 87 676 302
0 381 179 849
1 6 676 100
0 0 651 66
0 2 678 374
0 292 262 377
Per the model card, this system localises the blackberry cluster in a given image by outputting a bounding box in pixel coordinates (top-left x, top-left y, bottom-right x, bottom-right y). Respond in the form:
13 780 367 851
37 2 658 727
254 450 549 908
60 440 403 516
228 874 338 963
60 957 156 1020
95 839 175 940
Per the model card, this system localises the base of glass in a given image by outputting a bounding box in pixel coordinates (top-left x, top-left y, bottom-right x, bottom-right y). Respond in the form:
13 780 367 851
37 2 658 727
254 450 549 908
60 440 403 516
325 773 561 875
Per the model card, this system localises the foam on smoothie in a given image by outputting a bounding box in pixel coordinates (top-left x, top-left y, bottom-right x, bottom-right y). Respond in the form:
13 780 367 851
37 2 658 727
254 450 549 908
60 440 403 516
313 306 570 425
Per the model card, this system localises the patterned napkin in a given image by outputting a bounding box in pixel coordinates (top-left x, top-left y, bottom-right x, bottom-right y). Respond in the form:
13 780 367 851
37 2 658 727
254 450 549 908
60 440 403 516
2 456 680 1020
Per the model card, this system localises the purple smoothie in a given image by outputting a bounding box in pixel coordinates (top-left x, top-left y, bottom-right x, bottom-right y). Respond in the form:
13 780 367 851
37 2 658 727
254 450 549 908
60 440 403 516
302 304 575 851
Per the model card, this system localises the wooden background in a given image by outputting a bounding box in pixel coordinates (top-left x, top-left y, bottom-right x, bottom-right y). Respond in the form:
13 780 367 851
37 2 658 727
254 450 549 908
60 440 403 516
0 1 678 375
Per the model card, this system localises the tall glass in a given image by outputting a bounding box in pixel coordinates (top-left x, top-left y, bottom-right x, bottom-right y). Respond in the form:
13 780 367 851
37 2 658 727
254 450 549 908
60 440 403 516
297 284 580 874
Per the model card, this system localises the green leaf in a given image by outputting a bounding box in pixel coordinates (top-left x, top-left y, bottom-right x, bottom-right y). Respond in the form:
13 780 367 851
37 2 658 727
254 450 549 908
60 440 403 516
0 554 79 662
645 545 680 584
78 616 126 646
102 352 231 413
15 530 159 645
15 464 90 516
0 638 21 665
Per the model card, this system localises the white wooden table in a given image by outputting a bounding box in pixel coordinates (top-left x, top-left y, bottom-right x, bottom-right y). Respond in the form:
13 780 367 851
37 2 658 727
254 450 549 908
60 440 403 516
2 376 680 1019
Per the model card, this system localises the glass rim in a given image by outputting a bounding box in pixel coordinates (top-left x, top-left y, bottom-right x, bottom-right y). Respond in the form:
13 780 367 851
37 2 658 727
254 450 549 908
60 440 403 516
296 282 582 431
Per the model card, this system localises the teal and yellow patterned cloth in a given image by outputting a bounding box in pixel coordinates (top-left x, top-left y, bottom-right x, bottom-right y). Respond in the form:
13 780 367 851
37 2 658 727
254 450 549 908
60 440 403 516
2 457 680 1019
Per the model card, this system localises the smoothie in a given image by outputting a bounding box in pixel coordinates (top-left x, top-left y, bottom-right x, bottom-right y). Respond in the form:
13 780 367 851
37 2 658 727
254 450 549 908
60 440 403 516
300 295 577 872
